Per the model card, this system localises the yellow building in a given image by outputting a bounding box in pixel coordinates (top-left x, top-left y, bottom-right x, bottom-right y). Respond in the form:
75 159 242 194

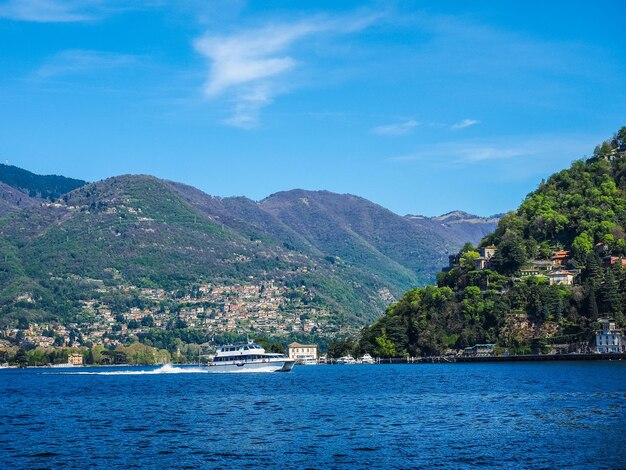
67 353 84 366
287 342 318 362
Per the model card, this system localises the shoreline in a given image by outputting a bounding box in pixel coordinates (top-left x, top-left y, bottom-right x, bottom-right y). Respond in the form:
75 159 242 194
375 353 626 364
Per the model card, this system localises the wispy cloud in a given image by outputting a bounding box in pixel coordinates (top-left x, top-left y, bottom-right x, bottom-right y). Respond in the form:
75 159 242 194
0 0 165 23
391 141 523 164
451 119 480 130
372 119 420 136
0 0 97 22
194 13 379 128
389 134 600 176
33 49 139 79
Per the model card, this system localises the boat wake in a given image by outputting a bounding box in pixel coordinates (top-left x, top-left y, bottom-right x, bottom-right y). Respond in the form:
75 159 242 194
54 364 208 375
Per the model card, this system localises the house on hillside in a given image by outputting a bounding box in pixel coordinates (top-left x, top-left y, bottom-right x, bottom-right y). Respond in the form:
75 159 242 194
474 245 497 271
481 245 497 259
518 267 543 278
603 256 626 268
547 270 576 286
595 319 624 353
531 259 557 272
551 250 571 266
594 242 609 256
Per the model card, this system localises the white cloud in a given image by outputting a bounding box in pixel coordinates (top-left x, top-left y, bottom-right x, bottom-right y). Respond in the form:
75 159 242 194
0 1 167 23
392 141 522 164
34 49 139 78
194 13 379 128
372 120 420 136
451 119 480 130
389 134 600 177
0 0 96 22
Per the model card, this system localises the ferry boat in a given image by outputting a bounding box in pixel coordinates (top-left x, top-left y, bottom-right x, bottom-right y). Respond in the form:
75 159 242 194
206 343 295 373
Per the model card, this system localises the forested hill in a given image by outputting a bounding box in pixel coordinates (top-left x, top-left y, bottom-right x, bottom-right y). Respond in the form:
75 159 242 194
0 163 86 201
0 169 497 348
357 127 626 358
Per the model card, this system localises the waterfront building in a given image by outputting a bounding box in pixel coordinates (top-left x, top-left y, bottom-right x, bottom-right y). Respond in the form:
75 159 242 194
287 342 318 362
67 353 84 366
595 319 624 353
463 344 495 357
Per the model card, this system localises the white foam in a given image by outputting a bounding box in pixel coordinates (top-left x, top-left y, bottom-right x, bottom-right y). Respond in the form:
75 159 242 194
54 364 208 375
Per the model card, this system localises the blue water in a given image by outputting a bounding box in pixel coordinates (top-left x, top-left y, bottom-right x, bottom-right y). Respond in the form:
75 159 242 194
1 362 625 469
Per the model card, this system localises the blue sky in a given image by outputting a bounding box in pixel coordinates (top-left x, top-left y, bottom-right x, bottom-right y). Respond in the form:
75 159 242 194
1 0 624 216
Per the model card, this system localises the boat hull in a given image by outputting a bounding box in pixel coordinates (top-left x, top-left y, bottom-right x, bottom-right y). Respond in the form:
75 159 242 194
205 359 295 373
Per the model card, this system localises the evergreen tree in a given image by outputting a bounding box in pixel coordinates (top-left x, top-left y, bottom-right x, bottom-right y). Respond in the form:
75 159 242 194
15 348 28 368
598 270 621 317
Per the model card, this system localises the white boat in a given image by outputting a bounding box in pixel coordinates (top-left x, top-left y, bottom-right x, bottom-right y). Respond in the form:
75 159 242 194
336 355 357 364
206 342 295 373
358 353 375 364
301 357 318 365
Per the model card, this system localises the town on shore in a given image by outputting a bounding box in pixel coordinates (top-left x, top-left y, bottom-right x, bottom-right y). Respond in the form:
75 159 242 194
1 317 623 368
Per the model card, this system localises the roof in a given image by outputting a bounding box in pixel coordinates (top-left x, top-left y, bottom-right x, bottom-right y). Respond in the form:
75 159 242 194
548 270 574 276
288 342 317 348
552 250 570 257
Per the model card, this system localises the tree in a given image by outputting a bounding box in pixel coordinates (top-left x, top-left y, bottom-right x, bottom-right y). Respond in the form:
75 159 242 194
15 348 28 368
327 338 355 358
460 251 480 271
598 270 621 317
572 232 594 260
374 328 397 357
490 236 527 275
86 348 95 365
28 349 47 366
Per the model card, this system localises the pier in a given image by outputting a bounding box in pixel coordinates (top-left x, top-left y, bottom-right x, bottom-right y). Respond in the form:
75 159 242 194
368 353 626 364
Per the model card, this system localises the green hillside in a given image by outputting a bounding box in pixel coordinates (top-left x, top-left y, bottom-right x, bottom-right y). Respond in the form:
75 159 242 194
0 163 86 200
358 127 626 357
1 175 468 336
0 167 498 352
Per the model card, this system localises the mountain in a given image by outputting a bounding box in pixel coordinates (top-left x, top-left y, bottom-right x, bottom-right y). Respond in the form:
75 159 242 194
358 127 626 357
0 181 40 216
406 210 500 249
0 163 86 202
0 167 498 347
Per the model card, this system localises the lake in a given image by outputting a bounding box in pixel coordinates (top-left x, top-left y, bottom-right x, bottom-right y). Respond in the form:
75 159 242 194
1 362 625 469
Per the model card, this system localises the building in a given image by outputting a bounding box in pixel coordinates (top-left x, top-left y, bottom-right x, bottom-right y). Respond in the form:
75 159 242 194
67 353 84 366
474 257 489 270
551 250 571 266
595 319 624 353
480 245 497 259
518 268 542 277
603 256 626 268
287 342 318 362
463 344 495 357
547 270 575 286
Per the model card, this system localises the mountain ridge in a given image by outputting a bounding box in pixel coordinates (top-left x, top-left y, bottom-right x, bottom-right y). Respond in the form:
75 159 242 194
0 166 499 344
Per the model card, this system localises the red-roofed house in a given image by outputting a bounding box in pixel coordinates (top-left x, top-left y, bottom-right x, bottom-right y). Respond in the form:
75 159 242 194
551 250 571 265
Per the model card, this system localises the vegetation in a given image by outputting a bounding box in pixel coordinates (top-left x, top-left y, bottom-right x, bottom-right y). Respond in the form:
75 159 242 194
0 163 86 200
357 127 626 357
